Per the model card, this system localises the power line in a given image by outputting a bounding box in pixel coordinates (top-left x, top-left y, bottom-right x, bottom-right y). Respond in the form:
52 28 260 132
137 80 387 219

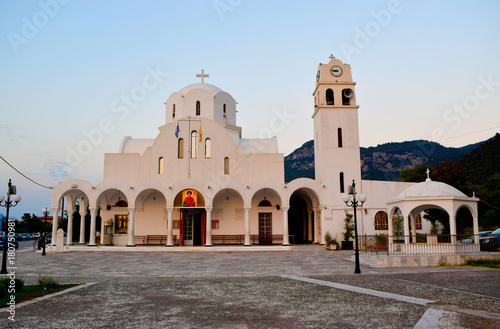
480 199 500 210
0 155 52 190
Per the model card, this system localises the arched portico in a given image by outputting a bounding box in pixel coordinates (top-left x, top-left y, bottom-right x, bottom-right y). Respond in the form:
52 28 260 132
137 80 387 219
288 187 320 244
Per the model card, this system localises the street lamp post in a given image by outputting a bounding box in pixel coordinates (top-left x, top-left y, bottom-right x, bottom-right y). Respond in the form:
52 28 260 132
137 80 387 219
342 179 366 274
41 208 50 256
0 179 22 274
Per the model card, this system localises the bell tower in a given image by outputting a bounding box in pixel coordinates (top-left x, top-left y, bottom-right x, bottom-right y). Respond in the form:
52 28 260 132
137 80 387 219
313 55 362 203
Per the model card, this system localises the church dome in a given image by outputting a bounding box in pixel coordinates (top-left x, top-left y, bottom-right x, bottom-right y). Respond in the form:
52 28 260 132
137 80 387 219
396 179 467 199
179 83 223 96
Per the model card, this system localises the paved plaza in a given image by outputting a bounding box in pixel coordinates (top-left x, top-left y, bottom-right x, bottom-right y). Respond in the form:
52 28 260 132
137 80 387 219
1 243 499 328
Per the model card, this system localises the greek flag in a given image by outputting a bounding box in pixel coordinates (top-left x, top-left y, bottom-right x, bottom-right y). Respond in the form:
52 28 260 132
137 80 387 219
175 123 180 138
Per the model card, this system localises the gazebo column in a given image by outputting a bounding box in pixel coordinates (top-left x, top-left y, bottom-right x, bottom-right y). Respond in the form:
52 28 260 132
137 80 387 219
282 206 290 246
244 208 251 246
403 210 410 245
450 215 457 245
88 208 97 246
205 207 213 247
473 214 479 244
127 207 136 247
166 207 174 246
65 207 74 251
79 207 86 244
410 213 417 242
50 207 59 250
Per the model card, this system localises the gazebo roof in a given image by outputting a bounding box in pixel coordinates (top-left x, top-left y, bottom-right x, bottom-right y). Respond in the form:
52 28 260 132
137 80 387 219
395 179 467 199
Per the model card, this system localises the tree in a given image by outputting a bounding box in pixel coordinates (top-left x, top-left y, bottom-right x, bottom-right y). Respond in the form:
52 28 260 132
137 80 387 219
431 159 471 196
398 164 434 182
342 212 354 241
17 213 44 233
424 208 450 234
392 208 404 236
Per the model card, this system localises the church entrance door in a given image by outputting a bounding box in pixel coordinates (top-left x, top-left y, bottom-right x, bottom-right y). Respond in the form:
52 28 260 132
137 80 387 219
180 209 206 246
289 192 314 244
258 213 272 245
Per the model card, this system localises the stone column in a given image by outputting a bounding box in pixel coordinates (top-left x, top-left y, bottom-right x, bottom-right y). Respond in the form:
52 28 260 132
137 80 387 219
282 206 290 246
166 207 174 246
313 208 319 243
127 207 135 247
388 209 394 245
50 207 59 250
205 207 213 247
88 207 97 246
307 211 313 242
79 207 86 244
320 206 325 245
66 208 73 251
244 207 251 246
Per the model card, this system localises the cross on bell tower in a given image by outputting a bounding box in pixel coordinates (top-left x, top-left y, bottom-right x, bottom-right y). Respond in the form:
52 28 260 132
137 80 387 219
196 69 209 83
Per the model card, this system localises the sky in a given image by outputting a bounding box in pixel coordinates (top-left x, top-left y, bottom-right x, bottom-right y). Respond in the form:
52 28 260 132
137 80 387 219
1 0 499 220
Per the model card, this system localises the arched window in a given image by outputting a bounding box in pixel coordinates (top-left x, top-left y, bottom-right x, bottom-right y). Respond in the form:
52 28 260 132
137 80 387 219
339 172 344 193
375 211 388 230
196 101 201 116
205 138 211 159
223 104 226 116
415 214 422 230
338 128 343 148
172 104 175 119
224 157 229 174
326 89 334 105
158 157 164 174
178 138 184 159
191 131 198 158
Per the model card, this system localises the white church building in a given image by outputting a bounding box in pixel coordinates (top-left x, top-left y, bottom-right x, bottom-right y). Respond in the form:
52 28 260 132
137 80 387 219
50 56 480 248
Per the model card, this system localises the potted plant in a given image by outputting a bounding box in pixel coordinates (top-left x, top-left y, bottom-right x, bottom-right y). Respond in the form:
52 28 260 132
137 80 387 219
324 232 340 250
342 212 354 250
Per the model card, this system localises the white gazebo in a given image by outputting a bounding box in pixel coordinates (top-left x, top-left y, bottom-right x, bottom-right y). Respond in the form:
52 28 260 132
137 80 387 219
387 171 480 254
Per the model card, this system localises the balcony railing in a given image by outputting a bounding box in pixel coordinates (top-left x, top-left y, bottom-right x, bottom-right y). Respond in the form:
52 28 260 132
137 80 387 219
358 234 499 255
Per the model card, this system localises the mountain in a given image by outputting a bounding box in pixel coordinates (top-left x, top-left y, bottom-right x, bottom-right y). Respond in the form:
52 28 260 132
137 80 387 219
284 138 485 183
461 133 500 185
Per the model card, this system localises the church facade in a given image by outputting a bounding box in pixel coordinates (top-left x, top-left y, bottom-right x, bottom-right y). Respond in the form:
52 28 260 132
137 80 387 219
50 56 478 248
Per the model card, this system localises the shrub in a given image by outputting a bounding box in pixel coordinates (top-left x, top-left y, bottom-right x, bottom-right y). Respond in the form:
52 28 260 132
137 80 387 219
0 277 24 293
38 275 60 289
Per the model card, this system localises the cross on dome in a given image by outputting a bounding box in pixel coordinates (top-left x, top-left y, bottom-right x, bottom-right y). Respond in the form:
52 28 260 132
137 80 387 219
329 54 335 60
196 69 209 83
426 168 431 182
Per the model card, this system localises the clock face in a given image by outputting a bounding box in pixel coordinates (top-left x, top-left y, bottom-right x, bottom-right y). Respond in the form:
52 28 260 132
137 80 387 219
330 65 343 77
316 70 320 82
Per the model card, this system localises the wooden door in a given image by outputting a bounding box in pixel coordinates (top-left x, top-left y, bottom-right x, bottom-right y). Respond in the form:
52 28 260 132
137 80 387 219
259 213 272 245
201 211 206 246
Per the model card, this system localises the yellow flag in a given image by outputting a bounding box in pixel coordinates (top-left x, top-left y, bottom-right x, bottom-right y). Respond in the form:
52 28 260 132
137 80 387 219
199 124 202 142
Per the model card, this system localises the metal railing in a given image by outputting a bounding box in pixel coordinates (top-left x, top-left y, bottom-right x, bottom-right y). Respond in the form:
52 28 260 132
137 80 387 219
359 234 499 255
